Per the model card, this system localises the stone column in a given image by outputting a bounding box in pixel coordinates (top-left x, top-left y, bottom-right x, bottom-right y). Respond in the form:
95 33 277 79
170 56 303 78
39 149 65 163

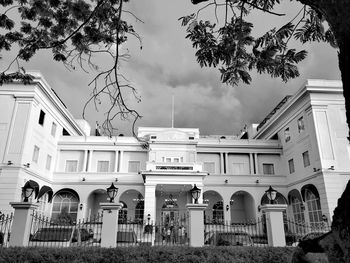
9 202 39 247
249 153 254 174
254 153 259 174
87 150 93 172
144 184 156 223
119 151 124 172
261 204 287 247
99 202 123 248
83 150 88 172
225 153 229 174
220 153 224 174
114 150 119 172
186 203 208 247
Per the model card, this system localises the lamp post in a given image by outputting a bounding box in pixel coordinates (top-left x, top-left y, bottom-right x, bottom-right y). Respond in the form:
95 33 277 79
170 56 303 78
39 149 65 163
106 183 118 203
265 185 277 204
190 184 201 204
22 184 34 202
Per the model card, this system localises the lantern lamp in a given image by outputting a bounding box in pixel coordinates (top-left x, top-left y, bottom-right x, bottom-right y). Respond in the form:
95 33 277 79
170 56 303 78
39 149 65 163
265 185 277 204
22 184 34 202
190 184 201 204
106 183 118 203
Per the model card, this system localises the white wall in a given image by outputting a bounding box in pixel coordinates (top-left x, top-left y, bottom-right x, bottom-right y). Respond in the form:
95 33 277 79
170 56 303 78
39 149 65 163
90 151 116 172
197 153 220 174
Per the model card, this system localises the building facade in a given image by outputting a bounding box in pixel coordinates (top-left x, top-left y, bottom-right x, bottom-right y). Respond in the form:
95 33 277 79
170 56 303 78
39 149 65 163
0 73 349 228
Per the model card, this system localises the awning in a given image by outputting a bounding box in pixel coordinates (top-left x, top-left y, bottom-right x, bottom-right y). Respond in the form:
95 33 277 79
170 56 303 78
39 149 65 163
37 185 54 203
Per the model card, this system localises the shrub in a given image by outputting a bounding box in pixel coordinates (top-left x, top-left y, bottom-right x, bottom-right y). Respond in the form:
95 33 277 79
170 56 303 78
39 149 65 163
0 246 296 263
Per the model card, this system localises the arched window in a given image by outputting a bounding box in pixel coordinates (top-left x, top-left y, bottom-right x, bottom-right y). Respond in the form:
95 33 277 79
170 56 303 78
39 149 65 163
135 201 144 223
213 201 224 224
118 202 128 223
305 189 322 227
290 196 305 223
52 190 79 224
37 193 50 216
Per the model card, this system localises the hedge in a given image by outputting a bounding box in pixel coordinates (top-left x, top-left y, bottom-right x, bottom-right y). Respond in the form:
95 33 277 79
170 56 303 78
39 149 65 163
0 246 298 263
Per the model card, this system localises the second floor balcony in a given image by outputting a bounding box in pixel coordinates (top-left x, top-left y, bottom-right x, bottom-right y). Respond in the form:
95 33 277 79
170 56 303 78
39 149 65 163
145 162 203 172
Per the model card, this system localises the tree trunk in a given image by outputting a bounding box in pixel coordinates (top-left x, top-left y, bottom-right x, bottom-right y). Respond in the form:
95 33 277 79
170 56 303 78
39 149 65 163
337 38 350 141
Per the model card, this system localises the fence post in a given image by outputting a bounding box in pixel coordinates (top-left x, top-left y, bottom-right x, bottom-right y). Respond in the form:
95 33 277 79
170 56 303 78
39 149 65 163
9 202 38 247
186 203 207 247
99 202 122 248
261 204 287 247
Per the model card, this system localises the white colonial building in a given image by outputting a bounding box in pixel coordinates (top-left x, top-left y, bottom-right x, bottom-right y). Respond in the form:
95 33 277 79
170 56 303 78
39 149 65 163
0 73 349 228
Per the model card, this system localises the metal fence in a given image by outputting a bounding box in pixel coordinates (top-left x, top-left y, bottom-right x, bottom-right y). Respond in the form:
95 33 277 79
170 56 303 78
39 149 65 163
204 217 268 247
284 219 331 246
0 213 13 247
28 212 103 248
117 214 189 247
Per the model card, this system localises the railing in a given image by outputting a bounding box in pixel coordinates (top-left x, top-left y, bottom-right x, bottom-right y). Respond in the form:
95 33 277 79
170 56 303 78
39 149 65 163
0 213 13 247
117 214 189 247
204 217 268 247
146 162 203 172
29 212 103 248
285 219 331 246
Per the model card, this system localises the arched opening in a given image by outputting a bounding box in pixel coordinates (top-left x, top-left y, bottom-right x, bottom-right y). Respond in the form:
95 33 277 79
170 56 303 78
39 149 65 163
86 189 108 218
119 190 144 223
212 201 224 223
301 184 322 226
161 194 179 226
36 185 53 216
118 201 128 223
52 189 80 224
288 189 305 223
230 191 255 223
203 191 223 224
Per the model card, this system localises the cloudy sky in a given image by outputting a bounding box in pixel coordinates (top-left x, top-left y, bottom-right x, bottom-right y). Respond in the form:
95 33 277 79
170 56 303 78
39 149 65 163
1 0 341 136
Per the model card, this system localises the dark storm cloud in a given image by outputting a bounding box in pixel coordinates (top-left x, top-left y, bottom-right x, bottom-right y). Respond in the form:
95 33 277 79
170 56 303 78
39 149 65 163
1 0 341 136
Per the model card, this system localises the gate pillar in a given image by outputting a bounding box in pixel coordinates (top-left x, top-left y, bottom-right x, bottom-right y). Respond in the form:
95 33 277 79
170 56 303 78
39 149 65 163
261 204 287 247
186 203 207 247
9 202 38 247
100 202 123 248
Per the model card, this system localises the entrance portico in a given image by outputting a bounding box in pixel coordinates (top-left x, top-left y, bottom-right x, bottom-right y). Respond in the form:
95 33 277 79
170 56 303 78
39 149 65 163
142 172 206 223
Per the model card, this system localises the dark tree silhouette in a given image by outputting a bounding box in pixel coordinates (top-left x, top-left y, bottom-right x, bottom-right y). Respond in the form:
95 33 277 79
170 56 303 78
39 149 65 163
183 0 349 141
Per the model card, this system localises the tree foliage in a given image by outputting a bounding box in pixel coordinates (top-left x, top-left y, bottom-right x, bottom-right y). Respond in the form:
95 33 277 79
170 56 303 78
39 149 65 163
0 0 345 139
179 0 336 86
0 0 143 137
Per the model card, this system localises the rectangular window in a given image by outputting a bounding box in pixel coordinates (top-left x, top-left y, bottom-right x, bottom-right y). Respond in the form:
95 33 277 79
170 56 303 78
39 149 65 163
97 161 109 172
38 110 45 126
65 160 78 172
46 155 52 170
165 158 171 163
288 159 295 174
303 151 310 167
284 127 291 142
203 162 215 174
32 145 40 163
173 158 180 163
51 122 57 137
232 163 246 174
298 117 305 133
128 161 140 173
262 163 275 175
